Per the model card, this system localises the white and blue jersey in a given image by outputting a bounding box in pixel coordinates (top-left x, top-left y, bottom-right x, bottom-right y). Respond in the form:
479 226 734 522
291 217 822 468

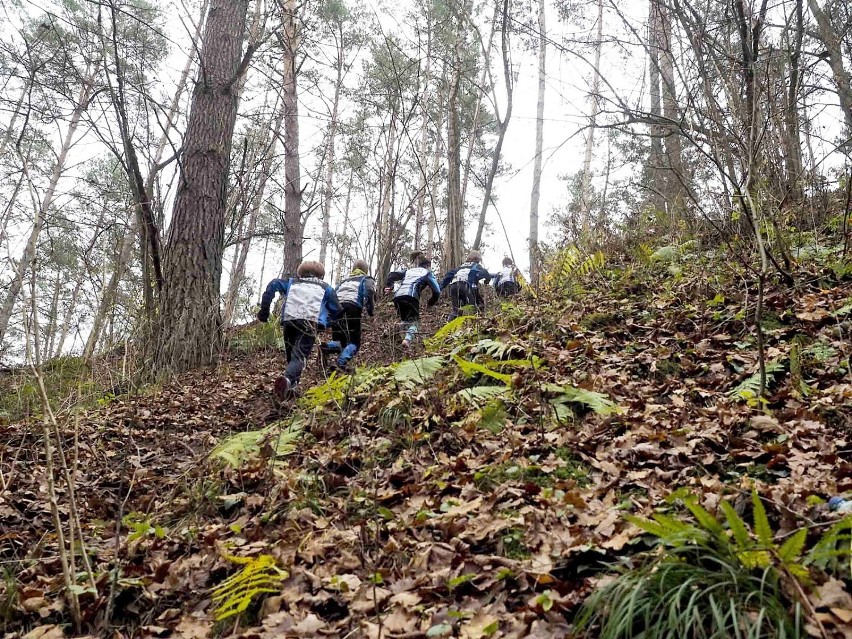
440 262 491 290
336 274 376 315
260 277 341 329
386 267 441 305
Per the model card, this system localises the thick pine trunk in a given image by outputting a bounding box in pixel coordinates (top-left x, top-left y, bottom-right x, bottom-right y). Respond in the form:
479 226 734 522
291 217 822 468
319 35 343 269
152 0 250 374
281 0 302 276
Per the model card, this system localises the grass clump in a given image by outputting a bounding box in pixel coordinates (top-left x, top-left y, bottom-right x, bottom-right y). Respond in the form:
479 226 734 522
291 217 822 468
574 490 840 639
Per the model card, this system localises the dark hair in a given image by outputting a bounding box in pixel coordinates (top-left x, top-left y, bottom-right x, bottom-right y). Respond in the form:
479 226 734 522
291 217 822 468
297 260 325 279
415 254 431 269
466 250 482 263
502 257 514 267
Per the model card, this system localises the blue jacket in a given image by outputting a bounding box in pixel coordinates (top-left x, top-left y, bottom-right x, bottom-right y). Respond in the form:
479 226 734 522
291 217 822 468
386 267 441 305
440 262 491 290
259 277 341 329
336 270 376 316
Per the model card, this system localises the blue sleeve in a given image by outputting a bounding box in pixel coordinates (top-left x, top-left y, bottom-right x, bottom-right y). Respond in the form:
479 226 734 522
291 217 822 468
325 286 342 319
473 265 490 283
260 278 289 313
440 269 456 289
426 273 441 305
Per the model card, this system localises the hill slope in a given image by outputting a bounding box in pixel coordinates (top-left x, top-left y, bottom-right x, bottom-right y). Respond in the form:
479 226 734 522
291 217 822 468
2 262 852 638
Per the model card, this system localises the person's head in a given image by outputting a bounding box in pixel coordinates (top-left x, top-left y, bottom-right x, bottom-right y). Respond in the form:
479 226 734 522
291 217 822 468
297 260 325 279
415 254 432 269
466 250 482 264
410 250 425 266
352 259 370 274
502 257 514 267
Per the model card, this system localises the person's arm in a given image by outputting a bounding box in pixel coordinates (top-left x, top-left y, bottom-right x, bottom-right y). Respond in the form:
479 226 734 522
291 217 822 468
385 270 404 293
364 277 376 316
325 286 342 321
439 269 457 290
258 279 289 321
473 264 490 284
426 273 441 306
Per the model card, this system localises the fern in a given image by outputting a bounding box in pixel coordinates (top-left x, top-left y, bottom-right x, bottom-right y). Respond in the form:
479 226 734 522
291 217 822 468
802 341 837 363
452 355 513 384
472 338 517 360
478 400 508 434
729 359 785 400
456 385 510 403
394 356 445 386
547 248 604 287
211 554 288 621
430 315 476 342
210 419 302 468
545 383 618 417
299 373 350 408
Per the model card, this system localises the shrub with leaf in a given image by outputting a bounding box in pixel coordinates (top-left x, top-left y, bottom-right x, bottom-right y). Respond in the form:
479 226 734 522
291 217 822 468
577 490 852 639
210 419 303 468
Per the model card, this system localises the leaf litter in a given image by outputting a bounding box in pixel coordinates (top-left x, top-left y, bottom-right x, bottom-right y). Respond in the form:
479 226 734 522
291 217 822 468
2 263 852 638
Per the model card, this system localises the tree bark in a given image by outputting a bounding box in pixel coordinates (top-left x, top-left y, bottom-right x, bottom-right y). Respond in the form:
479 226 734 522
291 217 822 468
444 45 464 270
647 0 666 213
528 0 546 280
280 0 303 276
658 1 686 215
152 0 250 374
414 20 433 249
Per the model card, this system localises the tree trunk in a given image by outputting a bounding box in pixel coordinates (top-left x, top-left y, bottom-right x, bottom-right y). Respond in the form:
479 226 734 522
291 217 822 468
472 0 514 251
807 0 852 134
0 75 94 346
223 105 285 326
280 0 303 276
444 62 464 269
152 0 250 374
415 21 433 249
84 219 133 360
320 25 344 269
460 0 501 206
427 62 447 256
782 0 804 200
377 112 399 284
43 269 61 361
578 0 602 240
529 0 546 281
658 1 686 216
647 0 666 213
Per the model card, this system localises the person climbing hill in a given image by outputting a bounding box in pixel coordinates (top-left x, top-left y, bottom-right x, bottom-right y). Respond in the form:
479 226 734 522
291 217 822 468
441 250 492 321
492 256 523 297
385 251 441 350
321 259 375 372
257 260 341 400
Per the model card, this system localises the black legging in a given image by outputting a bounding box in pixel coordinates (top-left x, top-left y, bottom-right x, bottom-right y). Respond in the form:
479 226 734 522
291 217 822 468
282 320 317 386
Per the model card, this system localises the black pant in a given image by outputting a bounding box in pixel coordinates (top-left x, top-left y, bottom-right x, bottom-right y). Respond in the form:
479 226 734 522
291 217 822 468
282 320 317 386
448 282 483 320
394 296 420 323
332 304 363 348
496 281 520 297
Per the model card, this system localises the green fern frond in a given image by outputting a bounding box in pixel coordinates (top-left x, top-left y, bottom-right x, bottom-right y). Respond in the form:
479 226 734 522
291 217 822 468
778 529 807 564
478 400 507 434
681 496 724 536
212 554 288 621
730 359 785 400
752 490 773 547
452 355 513 384
545 383 618 416
299 373 350 408
802 342 837 363
394 356 446 386
720 501 751 548
430 315 476 343
456 385 510 403
210 419 302 468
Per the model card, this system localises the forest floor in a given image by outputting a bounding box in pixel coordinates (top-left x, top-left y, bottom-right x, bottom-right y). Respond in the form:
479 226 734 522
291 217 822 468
2 255 852 638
